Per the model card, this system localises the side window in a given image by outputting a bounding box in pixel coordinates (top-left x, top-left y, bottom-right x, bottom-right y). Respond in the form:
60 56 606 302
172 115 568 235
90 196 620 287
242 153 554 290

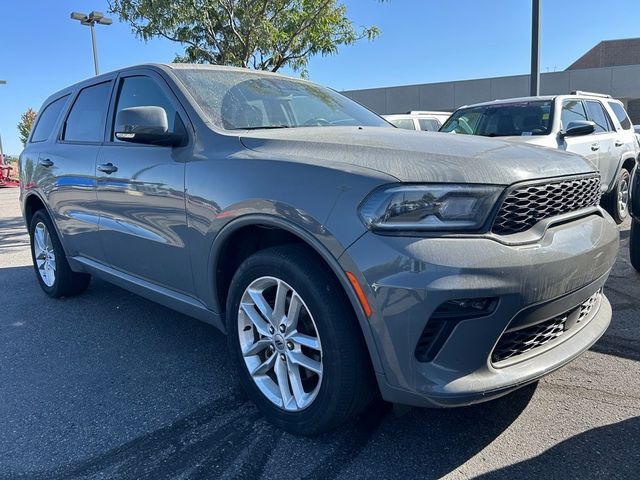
112 76 179 141
561 100 588 129
390 118 416 130
30 95 69 143
585 101 613 133
418 118 441 131
63 82 112 142
607 101 632 130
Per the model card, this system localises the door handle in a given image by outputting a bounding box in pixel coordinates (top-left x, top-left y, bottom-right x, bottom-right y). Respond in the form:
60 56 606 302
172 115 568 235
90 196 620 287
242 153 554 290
97 163 118 174
615 140 624 147
38 158 54 167
590 143 600 151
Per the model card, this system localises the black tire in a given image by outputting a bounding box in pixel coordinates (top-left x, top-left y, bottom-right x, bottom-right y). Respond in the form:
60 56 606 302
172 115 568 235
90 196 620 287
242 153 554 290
631 219 640 272
226 244 375 435
29 210 90 298
603 168 631 224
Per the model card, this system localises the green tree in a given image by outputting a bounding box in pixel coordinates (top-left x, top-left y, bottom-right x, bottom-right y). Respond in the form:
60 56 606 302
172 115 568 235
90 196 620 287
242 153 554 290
17 108 37 146
109 0 382 74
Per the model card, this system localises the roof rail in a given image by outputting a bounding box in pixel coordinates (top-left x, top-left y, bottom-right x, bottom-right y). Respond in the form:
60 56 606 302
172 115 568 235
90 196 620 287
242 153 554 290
571 90 612 98
407 110 452 115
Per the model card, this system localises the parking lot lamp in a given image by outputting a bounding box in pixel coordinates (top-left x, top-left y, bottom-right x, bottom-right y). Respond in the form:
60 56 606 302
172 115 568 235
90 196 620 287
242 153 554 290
70 11 112 76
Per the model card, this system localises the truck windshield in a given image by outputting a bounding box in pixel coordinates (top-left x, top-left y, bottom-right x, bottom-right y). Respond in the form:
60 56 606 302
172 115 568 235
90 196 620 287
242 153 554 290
440 100 553 137
173 67 389 131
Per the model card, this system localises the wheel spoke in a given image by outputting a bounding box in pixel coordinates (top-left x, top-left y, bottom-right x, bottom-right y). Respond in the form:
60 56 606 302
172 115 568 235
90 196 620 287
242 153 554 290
285 294 303 334
287 363 306 407
272 280 289 326
240 302 271 337
289 351 322 375
248 288 275 325
242 338 271 357
274 355 294 408
251 351 276 376
34 226 46 252
288 332 320 351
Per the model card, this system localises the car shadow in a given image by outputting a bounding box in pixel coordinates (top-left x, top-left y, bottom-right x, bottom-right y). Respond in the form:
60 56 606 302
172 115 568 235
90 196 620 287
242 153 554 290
475 416 640 479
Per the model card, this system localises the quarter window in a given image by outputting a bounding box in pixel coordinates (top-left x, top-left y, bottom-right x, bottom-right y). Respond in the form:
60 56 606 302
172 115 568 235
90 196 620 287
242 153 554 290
607 101 632 130
585 101 613 133
30 95 69 143
63 82 112 142
112 76 179 141
561 100 588 129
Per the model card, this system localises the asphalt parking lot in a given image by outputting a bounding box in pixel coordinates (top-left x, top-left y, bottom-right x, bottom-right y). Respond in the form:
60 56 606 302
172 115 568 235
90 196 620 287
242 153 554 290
0 186 639 479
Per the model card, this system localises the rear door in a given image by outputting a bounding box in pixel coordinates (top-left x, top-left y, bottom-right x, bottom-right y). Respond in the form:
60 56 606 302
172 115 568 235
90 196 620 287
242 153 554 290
584 100 617 190
559 99 599 169
38 80 113 261
95 70 194 294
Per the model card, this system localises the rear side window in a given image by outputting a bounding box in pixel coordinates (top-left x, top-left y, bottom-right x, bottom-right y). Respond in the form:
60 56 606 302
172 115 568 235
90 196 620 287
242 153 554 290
585 101 613 133
607 101 632 130
418 118 441 131
389 118 416 130
561 100 587 129
63 82 112 142
30 95 69 143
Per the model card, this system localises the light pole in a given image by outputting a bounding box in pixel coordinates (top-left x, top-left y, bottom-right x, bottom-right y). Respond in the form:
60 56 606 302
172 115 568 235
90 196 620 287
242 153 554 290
530 0 541 96
70 11 112 76
0 80 5 160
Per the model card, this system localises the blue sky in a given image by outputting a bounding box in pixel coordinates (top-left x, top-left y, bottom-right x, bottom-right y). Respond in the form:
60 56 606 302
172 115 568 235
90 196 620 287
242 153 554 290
1 0 638 154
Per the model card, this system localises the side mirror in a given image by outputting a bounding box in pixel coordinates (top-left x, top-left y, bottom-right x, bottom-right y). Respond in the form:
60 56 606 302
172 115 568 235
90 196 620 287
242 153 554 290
114 106 184 147
562 121 595 137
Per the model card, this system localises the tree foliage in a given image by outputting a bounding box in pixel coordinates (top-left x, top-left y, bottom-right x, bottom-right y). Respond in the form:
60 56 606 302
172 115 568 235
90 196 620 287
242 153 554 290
17 108 36 146
109 0 381 74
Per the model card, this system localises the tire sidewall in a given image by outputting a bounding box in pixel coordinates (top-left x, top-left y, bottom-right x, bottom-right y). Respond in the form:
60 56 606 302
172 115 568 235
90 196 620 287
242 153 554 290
226 249 355 433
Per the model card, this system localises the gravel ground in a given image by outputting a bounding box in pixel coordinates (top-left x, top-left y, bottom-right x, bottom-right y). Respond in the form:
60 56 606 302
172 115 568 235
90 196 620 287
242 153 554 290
0 187 638 479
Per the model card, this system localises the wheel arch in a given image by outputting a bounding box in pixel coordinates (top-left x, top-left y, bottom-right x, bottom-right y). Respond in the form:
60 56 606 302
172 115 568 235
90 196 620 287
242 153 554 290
208 215 383 373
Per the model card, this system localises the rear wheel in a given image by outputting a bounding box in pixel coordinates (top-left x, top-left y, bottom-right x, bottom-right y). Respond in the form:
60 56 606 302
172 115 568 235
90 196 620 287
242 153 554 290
226 245 375 435
29 210 90 298
631 219 640 272
604 168 631 224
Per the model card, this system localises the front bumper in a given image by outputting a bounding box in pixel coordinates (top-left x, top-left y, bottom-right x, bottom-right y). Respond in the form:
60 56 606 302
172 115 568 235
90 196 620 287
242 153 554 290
341 210 619 407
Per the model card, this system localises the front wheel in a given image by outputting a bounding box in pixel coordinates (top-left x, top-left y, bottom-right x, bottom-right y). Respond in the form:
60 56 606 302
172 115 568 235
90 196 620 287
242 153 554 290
603 168 631 224
226 245 375 435
29 210 90 298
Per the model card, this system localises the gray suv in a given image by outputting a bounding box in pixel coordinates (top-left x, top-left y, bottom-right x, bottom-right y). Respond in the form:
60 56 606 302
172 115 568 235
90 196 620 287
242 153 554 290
441 92 639 223
20 65 619 434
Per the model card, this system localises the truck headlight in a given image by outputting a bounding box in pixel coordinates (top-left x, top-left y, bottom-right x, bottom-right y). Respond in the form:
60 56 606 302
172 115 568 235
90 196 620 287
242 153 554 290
359 184 503 232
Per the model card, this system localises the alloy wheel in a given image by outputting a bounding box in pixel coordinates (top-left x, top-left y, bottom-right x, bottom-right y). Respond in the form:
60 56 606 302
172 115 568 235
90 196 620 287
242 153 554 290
237 276 323 411
618 173 630 218
33 222 56 287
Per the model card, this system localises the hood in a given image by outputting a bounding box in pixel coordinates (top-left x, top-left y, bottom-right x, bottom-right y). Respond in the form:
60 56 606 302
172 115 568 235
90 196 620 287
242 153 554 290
239 127 596 185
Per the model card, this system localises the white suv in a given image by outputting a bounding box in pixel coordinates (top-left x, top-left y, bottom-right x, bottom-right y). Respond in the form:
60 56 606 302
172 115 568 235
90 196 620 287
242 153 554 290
384 111 451 132
441 92 639 223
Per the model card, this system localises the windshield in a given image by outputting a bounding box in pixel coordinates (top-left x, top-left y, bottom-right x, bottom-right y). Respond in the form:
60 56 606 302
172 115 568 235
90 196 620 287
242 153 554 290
173 68 389 130
440 100 553 137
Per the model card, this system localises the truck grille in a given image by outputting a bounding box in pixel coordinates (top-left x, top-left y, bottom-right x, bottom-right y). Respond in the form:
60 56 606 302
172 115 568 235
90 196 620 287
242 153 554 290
492 290 601 364
492 175 601 235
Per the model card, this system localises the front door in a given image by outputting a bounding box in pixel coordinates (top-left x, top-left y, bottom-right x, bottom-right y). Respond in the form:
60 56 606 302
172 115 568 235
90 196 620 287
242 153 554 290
95 71 194 294
583 100 618 191
559 99 599 170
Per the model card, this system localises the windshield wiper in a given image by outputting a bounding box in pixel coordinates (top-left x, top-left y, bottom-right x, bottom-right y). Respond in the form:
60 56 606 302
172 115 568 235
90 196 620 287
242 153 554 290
233 125 292 130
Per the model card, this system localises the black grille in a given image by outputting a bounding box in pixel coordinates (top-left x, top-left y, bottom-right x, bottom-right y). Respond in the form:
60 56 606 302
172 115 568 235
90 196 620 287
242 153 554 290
492 290 601 364
492 175 601 235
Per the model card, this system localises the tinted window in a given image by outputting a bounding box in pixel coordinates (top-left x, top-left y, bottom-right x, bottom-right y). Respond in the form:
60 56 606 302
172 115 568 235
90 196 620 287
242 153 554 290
441 101 552 136
112 76 179 141
607 101 632 130
585 101 612 133
30 95 69 143
390 118 416 130
418 118 441 131
63 82 112 142
561 100 588 129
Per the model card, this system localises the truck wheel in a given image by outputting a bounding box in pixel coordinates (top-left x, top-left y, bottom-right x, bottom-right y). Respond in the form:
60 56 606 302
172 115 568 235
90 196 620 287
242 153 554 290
604 168 631 224
226 244 375 435
29 210 91 298
631 219 640 272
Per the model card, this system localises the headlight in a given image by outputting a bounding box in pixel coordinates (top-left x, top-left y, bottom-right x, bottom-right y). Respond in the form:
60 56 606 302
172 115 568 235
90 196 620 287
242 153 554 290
359 184 503 231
